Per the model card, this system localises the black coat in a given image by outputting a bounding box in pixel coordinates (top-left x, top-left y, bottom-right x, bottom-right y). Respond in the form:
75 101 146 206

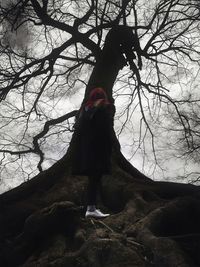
72 104 113 176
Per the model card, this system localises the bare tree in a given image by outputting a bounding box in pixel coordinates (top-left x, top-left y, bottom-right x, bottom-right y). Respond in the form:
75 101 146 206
0 0 200 188
2 2 200 266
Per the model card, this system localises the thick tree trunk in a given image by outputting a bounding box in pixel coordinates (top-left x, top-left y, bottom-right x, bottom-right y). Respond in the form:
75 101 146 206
1 27 200 267
70 25 150 182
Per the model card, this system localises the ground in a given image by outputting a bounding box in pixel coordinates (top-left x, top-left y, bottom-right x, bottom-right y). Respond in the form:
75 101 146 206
0 155 200 267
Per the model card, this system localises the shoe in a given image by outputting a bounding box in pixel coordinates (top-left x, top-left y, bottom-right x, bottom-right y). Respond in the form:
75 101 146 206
85 209 110 219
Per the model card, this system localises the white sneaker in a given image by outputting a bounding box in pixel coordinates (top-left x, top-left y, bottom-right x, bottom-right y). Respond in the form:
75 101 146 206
85 209 110 219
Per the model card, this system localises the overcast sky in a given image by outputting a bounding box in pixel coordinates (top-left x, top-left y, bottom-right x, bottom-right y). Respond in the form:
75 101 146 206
0 0 200 193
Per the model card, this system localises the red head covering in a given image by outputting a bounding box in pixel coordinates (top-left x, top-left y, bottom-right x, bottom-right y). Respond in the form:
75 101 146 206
85 87 110 109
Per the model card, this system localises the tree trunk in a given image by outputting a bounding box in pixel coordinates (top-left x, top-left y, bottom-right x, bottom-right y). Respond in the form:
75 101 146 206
1 26 200 267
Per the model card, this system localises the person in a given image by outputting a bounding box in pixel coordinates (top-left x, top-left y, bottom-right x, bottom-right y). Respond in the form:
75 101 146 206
72 87 114 219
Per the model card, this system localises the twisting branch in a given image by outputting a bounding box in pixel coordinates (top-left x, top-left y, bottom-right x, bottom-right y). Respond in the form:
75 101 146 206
33 110 78 148
32 110 78 171
0 38 75 101
0 110 78 172
30 0 101 58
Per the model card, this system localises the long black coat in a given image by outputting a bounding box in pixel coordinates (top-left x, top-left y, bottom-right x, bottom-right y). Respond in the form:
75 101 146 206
72 104 113 176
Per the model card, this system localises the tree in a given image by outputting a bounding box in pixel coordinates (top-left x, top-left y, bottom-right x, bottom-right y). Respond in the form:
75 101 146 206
1 0 200 266
0 0 200 185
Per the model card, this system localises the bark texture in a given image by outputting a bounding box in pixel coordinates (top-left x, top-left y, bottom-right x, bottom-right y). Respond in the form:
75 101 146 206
1 161 200 267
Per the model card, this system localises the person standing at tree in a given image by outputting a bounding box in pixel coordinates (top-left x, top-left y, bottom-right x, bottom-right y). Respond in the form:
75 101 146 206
72 87 114 218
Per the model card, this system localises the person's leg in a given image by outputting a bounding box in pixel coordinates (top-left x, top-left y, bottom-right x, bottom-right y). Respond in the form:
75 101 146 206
86 174 110 218
87 174 102 210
